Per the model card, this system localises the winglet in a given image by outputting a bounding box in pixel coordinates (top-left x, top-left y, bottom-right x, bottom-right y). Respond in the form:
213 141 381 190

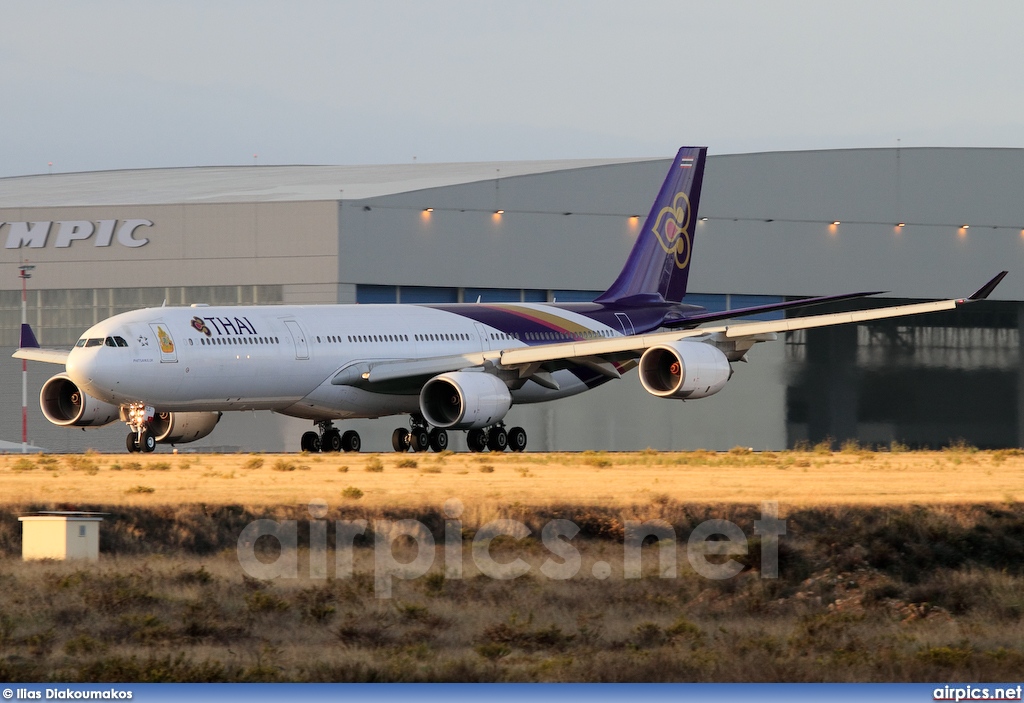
20 323 40 349
967 271 1008 301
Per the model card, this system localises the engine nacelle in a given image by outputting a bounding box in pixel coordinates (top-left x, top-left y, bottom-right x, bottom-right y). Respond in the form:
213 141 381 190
150 411 222 444
638 341 732 399
40 373 120 427
420 371 512 430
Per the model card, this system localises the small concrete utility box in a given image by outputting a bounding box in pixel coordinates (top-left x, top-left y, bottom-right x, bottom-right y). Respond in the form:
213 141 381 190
19 512 104 561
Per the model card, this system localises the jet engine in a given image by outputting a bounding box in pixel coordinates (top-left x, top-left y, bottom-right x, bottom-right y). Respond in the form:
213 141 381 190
40 373 120 427
420 371 512 429
149 412 222 444
638 341 732 399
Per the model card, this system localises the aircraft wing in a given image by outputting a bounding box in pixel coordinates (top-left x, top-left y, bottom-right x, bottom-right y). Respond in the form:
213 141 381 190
12 347 70 364
10 322 71 365
499 273 1007 368
339 273 1005 386
499 298 963 367
332 353 499 386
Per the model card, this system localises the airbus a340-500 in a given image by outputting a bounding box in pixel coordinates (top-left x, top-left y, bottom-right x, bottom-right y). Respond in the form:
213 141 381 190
14 147 1006 453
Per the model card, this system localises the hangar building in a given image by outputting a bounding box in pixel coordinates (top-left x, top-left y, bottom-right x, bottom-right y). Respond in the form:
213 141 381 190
2 147 1022 452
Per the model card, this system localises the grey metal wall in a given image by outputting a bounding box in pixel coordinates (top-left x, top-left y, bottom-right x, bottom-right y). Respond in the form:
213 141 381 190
0 200 339 300
338 160 672 291
693 148 1024 300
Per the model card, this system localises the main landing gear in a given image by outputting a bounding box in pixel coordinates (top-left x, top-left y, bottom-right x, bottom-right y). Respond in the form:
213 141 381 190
298 419 529 453
125 403 156 453
467 424 527 453
392 419 527 453
391 417 449 453
301 420 361 453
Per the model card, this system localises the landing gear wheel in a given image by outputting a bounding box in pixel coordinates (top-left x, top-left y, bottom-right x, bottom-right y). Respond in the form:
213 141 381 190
301 431 319 453
140 428 156 453
323 429 343 453
429 428 449 452
466 429 487 453
507 426 527 453
341 430 361 453
487 427 508 452
410 428 431 453
126 432 140 453
392 428 411 452
303 432 322 453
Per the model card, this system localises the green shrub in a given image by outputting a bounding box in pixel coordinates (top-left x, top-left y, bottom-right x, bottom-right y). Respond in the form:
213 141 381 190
126 485 156 494
65 456 96 472
245 590 290 614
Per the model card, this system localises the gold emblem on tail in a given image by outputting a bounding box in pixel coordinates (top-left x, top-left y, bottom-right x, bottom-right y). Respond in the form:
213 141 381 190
651 192 692 269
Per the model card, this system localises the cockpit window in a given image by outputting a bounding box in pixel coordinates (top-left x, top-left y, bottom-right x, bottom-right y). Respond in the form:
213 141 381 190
75 339 86 347
104 337 117 347
84 338 103 347
114 336 128 347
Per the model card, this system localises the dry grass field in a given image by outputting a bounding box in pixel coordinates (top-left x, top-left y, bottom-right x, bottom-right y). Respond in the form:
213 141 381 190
0 444 1022 508
0 446 1022 682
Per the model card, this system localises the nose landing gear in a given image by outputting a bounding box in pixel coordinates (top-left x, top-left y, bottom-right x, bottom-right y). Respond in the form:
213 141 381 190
124 403 156 453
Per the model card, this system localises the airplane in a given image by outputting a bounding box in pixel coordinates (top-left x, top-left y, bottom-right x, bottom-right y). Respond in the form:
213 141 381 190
13 147 1008 454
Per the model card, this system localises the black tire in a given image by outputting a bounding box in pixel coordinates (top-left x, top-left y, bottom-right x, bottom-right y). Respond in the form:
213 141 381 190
508 426 527 452
410 428 430 453
126 432 139 453
140 428 156 453
324 429 343 453
301 431 319 452
487 427 508 452
341 430 361 453
466 429 487 453
429 428 449 452
392 428 411 452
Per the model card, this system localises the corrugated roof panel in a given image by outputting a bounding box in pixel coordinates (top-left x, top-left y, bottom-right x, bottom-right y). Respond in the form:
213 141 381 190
0 158 660 208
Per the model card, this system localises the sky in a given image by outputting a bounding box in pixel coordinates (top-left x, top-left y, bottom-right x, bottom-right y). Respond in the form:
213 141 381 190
2 1 1024 177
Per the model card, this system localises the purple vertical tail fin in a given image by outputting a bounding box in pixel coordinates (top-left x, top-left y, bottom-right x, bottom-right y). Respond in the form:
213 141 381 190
595 146 707 305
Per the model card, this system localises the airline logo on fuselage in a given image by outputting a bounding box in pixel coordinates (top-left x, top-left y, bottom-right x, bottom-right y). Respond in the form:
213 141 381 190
191 315 259 336
2 219 153 249
651 192 692 270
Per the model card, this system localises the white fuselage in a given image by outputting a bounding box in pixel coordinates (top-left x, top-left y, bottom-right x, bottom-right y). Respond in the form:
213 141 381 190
65 303 624 421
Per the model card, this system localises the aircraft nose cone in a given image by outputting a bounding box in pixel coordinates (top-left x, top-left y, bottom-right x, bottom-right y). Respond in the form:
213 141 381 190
65 347 89 382
66 347 104 396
